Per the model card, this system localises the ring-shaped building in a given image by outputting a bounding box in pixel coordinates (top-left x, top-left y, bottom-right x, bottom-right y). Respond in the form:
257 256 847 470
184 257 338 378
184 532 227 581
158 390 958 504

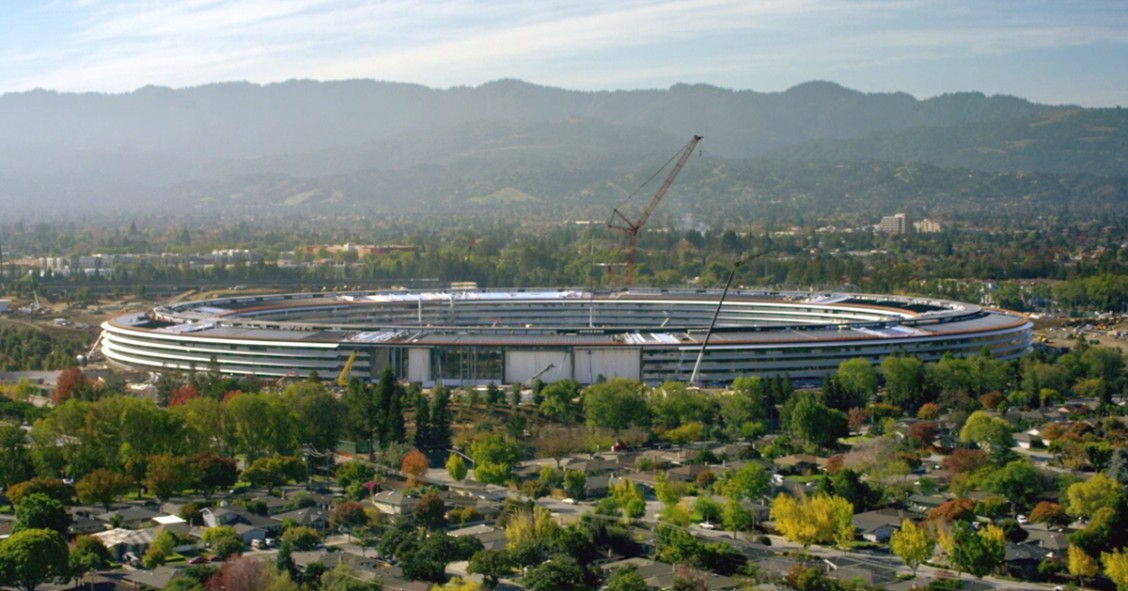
99 289 1033 386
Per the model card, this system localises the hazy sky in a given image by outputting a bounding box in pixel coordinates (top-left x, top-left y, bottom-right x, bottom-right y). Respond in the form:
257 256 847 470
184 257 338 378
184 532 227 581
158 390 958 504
2 0 1126 106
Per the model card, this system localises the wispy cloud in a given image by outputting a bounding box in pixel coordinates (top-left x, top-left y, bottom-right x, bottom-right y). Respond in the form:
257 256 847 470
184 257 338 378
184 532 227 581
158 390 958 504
1 0 1125 105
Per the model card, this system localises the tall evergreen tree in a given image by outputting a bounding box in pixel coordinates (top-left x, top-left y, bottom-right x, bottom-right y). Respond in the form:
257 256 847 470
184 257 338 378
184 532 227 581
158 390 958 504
387 382 407 444
429 385 453 452
414 394 432 450
377 367 397 448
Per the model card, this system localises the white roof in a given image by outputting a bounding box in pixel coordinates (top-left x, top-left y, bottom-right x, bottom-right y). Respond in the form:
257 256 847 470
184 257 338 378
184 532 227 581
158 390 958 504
153 515 186 525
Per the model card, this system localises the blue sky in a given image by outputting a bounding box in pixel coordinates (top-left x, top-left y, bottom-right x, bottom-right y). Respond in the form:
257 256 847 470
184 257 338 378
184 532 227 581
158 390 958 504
2 0 1126 106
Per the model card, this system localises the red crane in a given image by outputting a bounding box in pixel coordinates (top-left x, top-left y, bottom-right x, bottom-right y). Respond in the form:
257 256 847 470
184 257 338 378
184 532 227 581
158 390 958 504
608 135 702 287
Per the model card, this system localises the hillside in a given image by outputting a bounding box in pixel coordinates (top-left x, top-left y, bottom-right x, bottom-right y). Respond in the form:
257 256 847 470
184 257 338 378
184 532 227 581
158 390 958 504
1 78 1125 218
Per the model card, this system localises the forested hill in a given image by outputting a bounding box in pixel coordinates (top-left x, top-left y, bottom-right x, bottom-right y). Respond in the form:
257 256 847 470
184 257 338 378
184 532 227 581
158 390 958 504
768 107 1128 177
1 78 1125 218
0 79 1056 163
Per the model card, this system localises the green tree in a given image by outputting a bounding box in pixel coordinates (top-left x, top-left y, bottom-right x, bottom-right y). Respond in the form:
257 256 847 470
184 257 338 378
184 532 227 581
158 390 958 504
281 526 322 551
336 460 376 489
470 434 523 486
242 454 305 494
13 493 71 535
832 358 878 410
413 492 447 530
603 565 651 591
583 378 650 433
523 555 585 591
982 459 1041 512
0 423 33 489
0 528 69 591
788 394 848 451
202 526 244 559
468 549 512 591
949 521 1005 579
68 535 111 589
882 354 927 410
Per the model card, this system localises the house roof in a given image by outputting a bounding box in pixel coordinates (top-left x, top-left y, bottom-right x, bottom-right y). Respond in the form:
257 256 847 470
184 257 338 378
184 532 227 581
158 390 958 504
92 527 155 547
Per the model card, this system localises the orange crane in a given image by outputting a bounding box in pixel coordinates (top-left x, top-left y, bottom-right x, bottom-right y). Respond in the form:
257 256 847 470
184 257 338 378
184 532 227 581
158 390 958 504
608 135 703 287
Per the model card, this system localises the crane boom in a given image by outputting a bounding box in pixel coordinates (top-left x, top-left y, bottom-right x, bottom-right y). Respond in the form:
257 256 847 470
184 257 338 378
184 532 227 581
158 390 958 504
608 135 702 287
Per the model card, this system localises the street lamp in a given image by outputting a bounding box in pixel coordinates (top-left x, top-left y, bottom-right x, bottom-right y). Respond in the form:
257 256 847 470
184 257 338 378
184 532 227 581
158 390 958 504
689 252 769 386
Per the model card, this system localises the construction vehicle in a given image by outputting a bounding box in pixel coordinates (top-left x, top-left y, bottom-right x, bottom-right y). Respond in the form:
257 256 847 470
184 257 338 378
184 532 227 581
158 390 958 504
608 135 703 287
337 350 359 387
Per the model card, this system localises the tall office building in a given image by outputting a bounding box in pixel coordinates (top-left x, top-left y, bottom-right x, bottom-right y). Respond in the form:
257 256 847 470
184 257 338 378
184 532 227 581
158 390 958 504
878 213 908 234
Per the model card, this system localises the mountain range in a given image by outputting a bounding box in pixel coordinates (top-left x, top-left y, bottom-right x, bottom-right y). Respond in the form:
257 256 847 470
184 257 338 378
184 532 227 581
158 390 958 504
0 78 1124 218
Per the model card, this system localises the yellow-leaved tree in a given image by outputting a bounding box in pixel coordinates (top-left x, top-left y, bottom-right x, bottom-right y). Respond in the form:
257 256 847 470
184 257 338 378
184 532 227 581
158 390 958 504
1070 545 1100 588
890 519 935 576
505 506 559 550
770 493 855 549
1103 548 1128 591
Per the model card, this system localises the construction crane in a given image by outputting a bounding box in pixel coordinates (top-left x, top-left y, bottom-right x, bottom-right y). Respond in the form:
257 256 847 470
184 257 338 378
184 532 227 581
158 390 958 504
337 350 359 387
608 135 703 287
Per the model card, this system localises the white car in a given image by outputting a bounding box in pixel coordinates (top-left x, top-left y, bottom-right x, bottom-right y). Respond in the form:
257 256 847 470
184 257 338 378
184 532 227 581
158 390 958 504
700 521 716 530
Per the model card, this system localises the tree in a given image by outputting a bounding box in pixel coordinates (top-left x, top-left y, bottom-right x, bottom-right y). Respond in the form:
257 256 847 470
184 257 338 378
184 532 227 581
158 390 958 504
832 358 878 410
75 469 132 509
1104 548 1128 591
959 411 1014 455
721 498 754 536
468 549 513 591
280 526 322 551
242 454 304 494
68 535 111 589
1070 544 1100 587
342 379 379 452
52 367 88 405
1067 473 1124 519
330 501 370 538
564 470 587 499
890 519 934 575
446 453 468 482
401 449 429 487
603 565 651 591
470 434 523 486
882 355 927 411
209 555 276 591
13 493 71 535
5 478 74 505
788 394 848 451
1029 501 1071 527
192 452 239 497
506 506 559 550
583 378 650 433
948 521 1005 579
336 460 376 491
145 454 199 501
0 424 32 489
143 530 177 568
982 459 1041 512
770 493 855 549
523 555 585 591
202 526 244 559
0 528 69 591
412 492 446 530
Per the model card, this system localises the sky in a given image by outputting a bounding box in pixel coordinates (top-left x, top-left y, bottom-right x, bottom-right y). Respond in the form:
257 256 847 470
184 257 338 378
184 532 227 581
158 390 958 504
2 0 1126 107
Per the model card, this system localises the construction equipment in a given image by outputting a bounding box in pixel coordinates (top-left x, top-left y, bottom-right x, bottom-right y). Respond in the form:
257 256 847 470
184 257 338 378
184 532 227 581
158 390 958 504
608 135 703 287
337 350 359 387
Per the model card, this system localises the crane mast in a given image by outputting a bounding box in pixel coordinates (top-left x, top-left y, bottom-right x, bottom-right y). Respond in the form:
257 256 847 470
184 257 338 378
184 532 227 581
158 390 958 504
608 135 703 287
